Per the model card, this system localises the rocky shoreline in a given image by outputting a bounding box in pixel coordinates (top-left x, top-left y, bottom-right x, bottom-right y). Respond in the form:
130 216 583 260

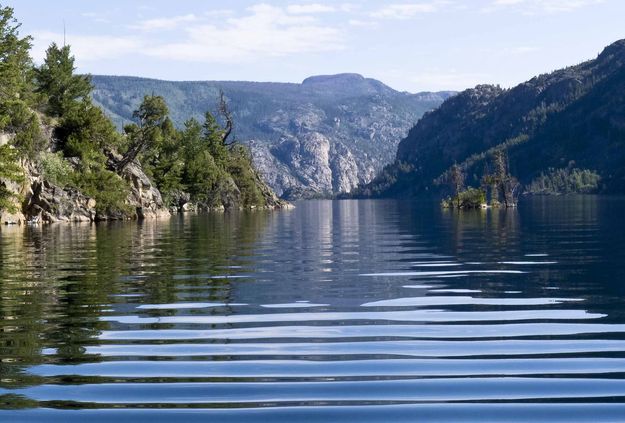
1 139 291 226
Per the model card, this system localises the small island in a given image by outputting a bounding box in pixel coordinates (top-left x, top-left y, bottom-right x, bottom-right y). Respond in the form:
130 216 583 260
441 150 520 209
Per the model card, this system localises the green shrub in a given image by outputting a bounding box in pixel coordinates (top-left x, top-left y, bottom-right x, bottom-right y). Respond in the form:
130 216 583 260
77 167 130 215
0 100 45 157
442 187 486 209
39 151 74 187
0 144 24 212
227 146 264 207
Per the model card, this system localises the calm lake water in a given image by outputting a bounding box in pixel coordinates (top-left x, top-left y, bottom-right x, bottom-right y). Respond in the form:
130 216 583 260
2 197 625 422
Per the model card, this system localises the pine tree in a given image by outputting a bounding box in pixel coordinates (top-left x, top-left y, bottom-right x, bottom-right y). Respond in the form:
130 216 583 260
0 5 33 102
491 149 519 207
117 95 168 171
203 111 228 166
0 6 43 211
35 43 92 117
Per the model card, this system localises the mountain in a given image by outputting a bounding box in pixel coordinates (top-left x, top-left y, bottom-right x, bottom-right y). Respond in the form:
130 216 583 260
91 74 453 199
356 39 625 198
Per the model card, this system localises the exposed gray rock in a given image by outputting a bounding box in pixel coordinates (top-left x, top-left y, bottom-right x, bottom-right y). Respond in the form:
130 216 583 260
0 176 25 225
330 143 360 194
119 161 169 219
26 180 96 223
248 141 300 194
22 159 170 223
1 141 170 224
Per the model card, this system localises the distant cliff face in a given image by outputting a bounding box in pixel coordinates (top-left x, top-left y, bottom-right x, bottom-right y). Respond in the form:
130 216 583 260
91 74 453 199
358 39 625 197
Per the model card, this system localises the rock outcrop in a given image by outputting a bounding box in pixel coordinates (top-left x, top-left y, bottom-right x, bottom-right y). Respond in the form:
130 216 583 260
0 130 170 224
17 159 170 223
118 161 169 219
25 180 96 223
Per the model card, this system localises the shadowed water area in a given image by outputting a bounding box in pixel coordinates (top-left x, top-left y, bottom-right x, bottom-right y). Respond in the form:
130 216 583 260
2 197 625 422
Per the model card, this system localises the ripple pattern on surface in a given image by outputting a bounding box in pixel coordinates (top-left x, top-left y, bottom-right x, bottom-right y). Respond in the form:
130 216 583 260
2 198 625 422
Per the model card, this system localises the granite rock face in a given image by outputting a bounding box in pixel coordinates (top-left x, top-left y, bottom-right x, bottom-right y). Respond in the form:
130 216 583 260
92 73 454 198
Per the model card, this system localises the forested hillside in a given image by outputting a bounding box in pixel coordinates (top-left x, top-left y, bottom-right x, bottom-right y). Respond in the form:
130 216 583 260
357 39 625 198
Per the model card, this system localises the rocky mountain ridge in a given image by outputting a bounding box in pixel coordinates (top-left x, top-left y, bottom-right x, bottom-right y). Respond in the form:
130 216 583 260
91 74 454 199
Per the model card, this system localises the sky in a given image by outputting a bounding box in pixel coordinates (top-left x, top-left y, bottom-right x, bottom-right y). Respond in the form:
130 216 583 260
8 0 625 92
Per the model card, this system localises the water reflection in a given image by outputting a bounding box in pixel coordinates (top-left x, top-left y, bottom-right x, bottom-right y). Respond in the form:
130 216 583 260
2 197 625 422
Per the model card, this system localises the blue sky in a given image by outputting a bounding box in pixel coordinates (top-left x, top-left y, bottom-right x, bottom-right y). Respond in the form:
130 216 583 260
9 0 625 92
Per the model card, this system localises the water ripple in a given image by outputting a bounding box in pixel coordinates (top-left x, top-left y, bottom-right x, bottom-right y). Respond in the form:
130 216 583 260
2 198 625 422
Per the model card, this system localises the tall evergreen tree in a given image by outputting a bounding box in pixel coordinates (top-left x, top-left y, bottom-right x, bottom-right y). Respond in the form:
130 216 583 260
0 5 33 102
490 149 519 207
203 111 228 165
0 5 40 208
35 43 92 117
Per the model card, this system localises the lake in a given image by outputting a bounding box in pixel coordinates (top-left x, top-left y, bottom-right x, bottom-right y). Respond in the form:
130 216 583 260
2 197 625 422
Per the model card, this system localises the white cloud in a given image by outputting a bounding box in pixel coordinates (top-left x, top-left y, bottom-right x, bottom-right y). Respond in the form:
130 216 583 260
348 19 379 28
508 46 539 53
31 31 143 63
31 3 345 66
80 11 111 24
131 14 198 31
203 9 236 18
493 0 525 5
286 3 336 14
370 1 452 20
143 4 343 63
487 0 604 13
338 3 361 12
538 0 604 12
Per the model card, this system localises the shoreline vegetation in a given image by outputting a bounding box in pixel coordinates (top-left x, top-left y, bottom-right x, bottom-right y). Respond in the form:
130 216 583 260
440 154 602 210
524 166 601 196
440 152 601 210
0 6 288 226
441 149 520 210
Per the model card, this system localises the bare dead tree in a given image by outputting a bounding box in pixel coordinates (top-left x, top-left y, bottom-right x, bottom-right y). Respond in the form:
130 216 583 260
491 149 519 207
449 163 465 208
218 90 234 146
